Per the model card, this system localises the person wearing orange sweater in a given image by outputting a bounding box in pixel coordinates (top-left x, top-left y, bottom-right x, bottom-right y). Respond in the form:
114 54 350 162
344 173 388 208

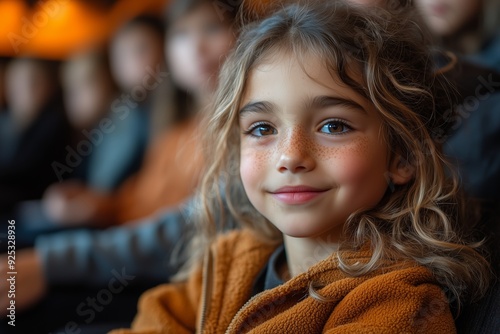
111 2 490 333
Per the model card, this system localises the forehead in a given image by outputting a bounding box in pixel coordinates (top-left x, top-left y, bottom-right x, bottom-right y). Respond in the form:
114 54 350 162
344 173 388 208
241 51 369 108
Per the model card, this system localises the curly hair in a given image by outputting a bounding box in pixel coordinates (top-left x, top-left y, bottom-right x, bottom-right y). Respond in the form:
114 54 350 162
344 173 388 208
184 0 490 311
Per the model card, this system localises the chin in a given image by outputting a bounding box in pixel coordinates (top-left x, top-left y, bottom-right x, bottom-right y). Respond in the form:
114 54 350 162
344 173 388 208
276 222 328 239
280 230 311 238
272 215 345 241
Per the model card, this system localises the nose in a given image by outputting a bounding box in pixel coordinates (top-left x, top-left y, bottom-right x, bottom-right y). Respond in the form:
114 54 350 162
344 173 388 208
276 129 316 174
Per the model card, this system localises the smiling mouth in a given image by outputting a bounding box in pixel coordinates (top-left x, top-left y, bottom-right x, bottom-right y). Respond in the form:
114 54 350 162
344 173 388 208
270 186 329 205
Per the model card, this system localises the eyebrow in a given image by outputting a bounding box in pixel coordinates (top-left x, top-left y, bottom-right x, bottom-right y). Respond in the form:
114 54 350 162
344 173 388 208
239 101 275 115
308 95 367 114
239 96 367 115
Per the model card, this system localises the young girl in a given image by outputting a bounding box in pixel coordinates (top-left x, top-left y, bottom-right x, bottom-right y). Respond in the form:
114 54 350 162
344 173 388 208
112 1 490 333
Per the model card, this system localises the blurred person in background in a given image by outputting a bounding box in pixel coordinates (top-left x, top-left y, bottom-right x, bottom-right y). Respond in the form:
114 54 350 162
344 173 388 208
0 0 238 332
40 15 167 229
0 58 70 217
41 0 237 229
12 47 156 247
59 48 146 189
108 14 174 137
9 16 166 245
53 46 152 192
415 0 500 70
352 0 500 201
412 0 500 202
411 0 500 332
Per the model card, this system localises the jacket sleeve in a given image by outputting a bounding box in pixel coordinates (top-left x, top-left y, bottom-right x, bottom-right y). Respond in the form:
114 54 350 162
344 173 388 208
323 266 456 333
35 200 197 287
109 264 203 334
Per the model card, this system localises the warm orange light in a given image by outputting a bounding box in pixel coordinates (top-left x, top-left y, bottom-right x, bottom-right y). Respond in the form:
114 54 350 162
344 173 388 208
19 1 108 59
0 0 29 57
0 0 271 60
0 0 168 60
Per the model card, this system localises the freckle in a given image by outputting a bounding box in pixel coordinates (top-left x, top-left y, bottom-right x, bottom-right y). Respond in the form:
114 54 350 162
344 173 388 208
353 137 369 154
321 137 369 160
258 153 268 164
316 144 336 159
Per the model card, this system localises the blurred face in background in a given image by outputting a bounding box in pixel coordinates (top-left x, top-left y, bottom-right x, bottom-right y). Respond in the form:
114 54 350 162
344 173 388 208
110 23 165 91
5 59 56 128
62 53 115 129
415 0 482 36
166 2 235 98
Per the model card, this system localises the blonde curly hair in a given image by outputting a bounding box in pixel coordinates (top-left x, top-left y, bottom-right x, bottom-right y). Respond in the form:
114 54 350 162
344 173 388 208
181 0 490 311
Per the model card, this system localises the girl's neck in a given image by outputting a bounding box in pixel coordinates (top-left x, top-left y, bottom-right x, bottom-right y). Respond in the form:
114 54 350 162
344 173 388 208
282 227 343 279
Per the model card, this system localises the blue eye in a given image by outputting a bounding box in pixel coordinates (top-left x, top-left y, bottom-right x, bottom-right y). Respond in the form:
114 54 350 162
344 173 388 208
319 120 351 135
247 123 277 137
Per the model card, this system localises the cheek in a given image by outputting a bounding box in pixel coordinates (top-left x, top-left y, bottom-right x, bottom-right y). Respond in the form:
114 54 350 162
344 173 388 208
239 146 268 193
240 147 262 185
329 138 387 187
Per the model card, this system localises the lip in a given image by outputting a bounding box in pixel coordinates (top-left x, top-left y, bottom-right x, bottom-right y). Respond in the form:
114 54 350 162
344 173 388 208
270 185 329 205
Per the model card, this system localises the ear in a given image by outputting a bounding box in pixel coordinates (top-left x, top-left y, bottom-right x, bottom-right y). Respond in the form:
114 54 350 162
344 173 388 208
387 155 414 186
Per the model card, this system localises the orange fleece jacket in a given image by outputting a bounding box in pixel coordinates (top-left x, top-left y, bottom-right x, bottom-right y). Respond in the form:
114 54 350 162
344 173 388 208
110 229 456 333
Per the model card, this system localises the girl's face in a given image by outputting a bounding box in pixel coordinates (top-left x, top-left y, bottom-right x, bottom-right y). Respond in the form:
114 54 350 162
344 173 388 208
167 3 235 96
239 53 392 240
415 0 482 37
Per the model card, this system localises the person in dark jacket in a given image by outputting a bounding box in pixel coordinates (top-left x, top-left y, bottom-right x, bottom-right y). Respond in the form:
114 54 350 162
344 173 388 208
0 58 70 215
